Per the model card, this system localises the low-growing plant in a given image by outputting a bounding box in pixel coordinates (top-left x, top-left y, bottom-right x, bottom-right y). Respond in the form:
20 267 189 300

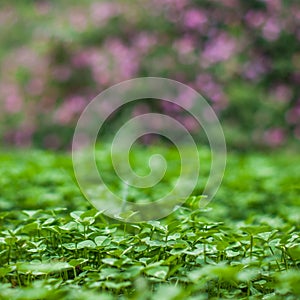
0 146 299 299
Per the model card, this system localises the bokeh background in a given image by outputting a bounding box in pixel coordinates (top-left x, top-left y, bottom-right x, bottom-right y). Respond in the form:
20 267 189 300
0 0 299 150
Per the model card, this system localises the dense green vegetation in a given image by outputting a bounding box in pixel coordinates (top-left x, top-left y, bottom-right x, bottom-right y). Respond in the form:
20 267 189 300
0 147 299 299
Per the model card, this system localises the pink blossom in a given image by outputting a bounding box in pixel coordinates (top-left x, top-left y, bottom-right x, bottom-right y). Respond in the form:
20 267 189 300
264 0 282 12
292 72 300 84
0 7 17 27
90 2 120 26
173 35 195 55
262 17 281 41
105 39 127 57
5 94 22 113
65 96 86 114
2 84 22 114
212 100 229 112
104 39 140 81
26 78 45 96
5 128 34 147
68 9 88 32
92 65 110 86
72 133 91 150
161 101 182 114
72 50 93 68
175 88 196 110
271 84 293 103
54 96 86 125
218 0 239 8
243 58 269 81
151 0 188 11
74 48 111 85
181 116 199 132
292 7 300 21
264 128 286 147
183 8 207 30
118 55 140 79
195 74 222 101
139 134 159 145
245 10 266 28
35 1 51 15
203 107 217 122
52 66 72 82
201 33 237 66
1 47 48 100
132 104 150 117
13 47 39 68
286 104 300 124
133 33 157 53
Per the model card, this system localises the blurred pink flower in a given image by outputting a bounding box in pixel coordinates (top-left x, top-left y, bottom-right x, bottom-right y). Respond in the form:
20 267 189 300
264 128 286 147
26 78 45 96
264 0 282 12
105 39 140 81
133 33 157 53
14 47 39 68
183 8 207 30
161 100 182 114
243 58 269 81
195 74 224 102
176 88 196 110
67 96 86 113
286 102 300 124
173 35 195 55
0 6 17 26
54 96 86 125
72 133 91 150
292 72 300 84
74 48 111 85
262 17 281 41
201 33 237 66
1 47 48 99
217 0 239 8
132 104 150 117
245 10 266 28
52 66 72 82
35 1 51 15
271 84 293 103
72 50 92 68
181 116 199 132
2 84 22 114
151 0 188 11
6 128 34 147
5 94 22 114
69 9 88 32
292 7 300 21
90 2 120 26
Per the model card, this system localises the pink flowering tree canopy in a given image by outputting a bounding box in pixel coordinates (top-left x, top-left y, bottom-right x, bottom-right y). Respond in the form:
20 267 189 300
0 0 299 149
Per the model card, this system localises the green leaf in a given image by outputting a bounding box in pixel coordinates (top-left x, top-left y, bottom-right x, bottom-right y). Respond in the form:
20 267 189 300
145 266 169 279
95 236 111 247
287 245 300 260
77 240 96 249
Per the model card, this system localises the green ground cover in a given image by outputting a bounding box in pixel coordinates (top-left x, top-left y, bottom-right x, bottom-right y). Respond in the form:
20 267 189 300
0 147 299 299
